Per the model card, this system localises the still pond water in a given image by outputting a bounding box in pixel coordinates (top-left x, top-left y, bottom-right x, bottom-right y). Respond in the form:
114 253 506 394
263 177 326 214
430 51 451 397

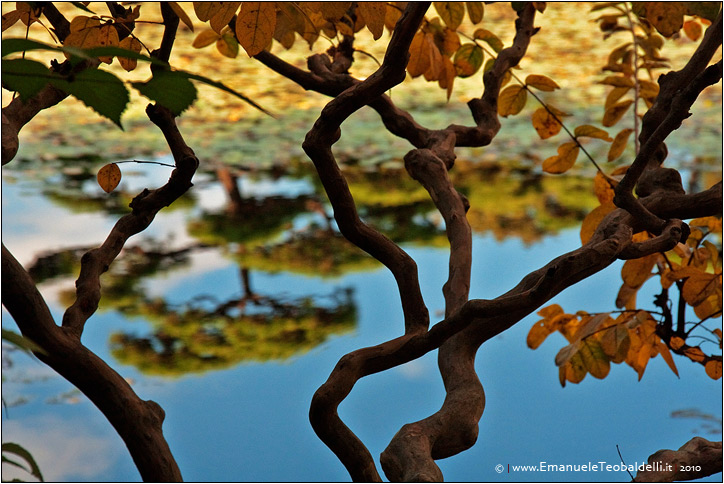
2 144 721 482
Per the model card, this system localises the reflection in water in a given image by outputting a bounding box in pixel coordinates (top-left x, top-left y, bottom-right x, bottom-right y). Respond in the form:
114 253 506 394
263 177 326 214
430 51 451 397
14 154 692 379
16 156 608 378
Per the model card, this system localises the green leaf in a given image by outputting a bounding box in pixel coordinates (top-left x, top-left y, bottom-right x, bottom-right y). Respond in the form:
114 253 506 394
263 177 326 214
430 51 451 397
686 2 722 21
1 58 57 100
1 38 168 68
51 69 129 128
1 328 47 356
132 70 197 116
473 28 503 53
434 2 465 30
2 443 44 481
176 70 273 117
453 43 484 78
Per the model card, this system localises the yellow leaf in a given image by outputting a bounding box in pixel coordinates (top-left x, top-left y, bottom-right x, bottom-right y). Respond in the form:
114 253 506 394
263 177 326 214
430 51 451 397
466 1 484 23
96 24 119 64
574 125 612 141
563 350 588 384
118 36 142 71
216 30 239 58
616 283 638 310
714 328 723 342
210 2 240 34
599 75 634 88
705 360 722 380
527 320 554 349
2 10 21 31
434 2 465 30
580 202 616 244
537 304 563 319
639 79 660 100
273 11 296 49
357 2 386 40
65 25 100 50
192 29 220 48
621 254 658 288
682 272 721 306
169 2 195 32
605 86 630 110
683 19 702 41
531 107 562 140
579 339 610 379
555 341 580 367
97 163 121 193
407 31 431 78
602 100 633 127
601 325 630 363
541 142 579 174
608 128 634 161
498 85 527 117
525 74 560 92
236 2 277 56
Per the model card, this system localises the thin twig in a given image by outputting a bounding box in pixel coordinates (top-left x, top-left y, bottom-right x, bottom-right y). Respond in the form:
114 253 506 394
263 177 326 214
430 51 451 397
616 444 635 481
623 2 641 154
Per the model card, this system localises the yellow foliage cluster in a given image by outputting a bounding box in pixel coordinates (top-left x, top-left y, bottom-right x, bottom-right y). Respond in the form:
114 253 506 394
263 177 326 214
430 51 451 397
531 216 723 385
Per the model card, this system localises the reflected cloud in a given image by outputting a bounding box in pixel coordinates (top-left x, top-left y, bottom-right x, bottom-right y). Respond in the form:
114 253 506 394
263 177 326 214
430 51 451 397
1 415 119 481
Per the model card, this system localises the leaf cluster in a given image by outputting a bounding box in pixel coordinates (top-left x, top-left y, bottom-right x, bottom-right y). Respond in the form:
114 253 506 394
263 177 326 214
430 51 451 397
530 216 723 385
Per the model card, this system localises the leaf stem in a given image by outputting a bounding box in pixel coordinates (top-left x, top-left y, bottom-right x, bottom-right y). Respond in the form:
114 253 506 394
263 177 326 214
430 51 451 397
115 159 176 168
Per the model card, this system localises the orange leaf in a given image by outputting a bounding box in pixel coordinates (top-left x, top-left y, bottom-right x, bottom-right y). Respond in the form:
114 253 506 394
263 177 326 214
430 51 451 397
705 360 722 380
541 142 579 174
236 2 276 56
437 56 456 100
498 85 527 117
608 128 634 161
603 100 633 127
683 19 703 41
669 336 685 350
593 171 616 204
684 346 706 363
97 163 121 193
531 107 562 140
643 2 686 37
525 74 559 92
580 202 616 244
407 31 431 78
599 75 634 88
656 341 679 377
193 2 217 22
